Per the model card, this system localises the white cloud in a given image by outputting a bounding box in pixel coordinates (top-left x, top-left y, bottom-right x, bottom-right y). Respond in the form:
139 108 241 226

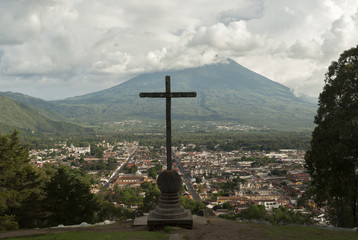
0 0 358 99
288 40 323 59
188 21 263 53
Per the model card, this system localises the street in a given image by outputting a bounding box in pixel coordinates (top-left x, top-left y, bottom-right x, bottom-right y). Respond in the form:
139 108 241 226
174 155 201 202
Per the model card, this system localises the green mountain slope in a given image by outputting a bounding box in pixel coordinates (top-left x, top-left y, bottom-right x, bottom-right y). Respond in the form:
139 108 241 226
55 59 316 130
0 95 92 134
0 91 66 122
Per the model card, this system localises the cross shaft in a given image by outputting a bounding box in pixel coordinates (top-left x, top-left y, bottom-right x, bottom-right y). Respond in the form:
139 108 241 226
140 76 197 170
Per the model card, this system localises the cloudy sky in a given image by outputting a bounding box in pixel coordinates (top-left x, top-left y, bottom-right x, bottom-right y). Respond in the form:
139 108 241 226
0 0 358 100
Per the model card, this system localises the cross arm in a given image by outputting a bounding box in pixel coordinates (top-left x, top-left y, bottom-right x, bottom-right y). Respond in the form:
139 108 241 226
139 92 197 98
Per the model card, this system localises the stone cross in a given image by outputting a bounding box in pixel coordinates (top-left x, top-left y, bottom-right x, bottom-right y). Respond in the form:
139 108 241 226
139 76 197 170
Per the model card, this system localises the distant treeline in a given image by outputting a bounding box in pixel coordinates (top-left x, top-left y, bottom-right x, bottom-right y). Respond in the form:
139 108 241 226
138 131 312 151
11 129 312 151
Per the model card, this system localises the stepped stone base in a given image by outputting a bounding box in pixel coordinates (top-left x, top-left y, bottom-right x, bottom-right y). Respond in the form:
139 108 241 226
147 209 193 230
147 170 193 230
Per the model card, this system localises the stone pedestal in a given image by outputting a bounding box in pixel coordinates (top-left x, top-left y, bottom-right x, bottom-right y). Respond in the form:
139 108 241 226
147 170 193 230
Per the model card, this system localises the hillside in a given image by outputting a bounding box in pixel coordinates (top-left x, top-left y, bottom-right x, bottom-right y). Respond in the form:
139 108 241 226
55 59 316 130
0 91 66 122
0 95 92 135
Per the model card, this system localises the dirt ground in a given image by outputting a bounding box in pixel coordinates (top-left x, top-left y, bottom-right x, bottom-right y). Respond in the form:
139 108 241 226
173 217 270 240
0 217 272 240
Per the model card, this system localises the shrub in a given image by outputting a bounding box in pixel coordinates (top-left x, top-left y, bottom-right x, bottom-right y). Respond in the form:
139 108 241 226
0 215 19 231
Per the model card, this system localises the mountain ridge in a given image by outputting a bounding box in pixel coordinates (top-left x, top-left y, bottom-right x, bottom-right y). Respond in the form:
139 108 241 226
53 59 316 129
0 91 67 121
1 59 317 131
0 95 93 135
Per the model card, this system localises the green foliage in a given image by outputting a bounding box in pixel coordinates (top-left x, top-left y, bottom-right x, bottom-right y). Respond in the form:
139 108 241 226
0 131 30 213
140 181 155 192
268 206 312 225
96 187 138 221
147 165 162 179
239 205 267 220
163 226 175 234
172 131 311 151
79 159 116 171
147 168 157 179
180 197 205 215
0 131 131 229
95 198 117 221
139 183 160 212
239 156 277 167
90 144 105 159
0 95 94 135
108 186 143 207
0 130 44 229
270 169 287 176
43 166 100 226
0 215 18 231
154 163 162 172
222 202 233 211
305 45 358 227
235 205 312 225
18 129 311 153
214 178 242 196
122 165 138 174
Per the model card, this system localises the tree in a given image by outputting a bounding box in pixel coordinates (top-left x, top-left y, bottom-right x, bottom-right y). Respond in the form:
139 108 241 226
270 169 287 176
147 167 157 179
140 185 160 212
154 163 162 172
0 130 42 230
44 166 100 226
237 204 266 220
123 165 138 174
90 144 104 159
305 45 358 227
118 189 132 205
222 201 233 210
140 181 155 192
268 206 312 225
180 197 206 215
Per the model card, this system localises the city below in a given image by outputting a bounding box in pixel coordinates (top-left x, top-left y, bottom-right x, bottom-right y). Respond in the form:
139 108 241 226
28 138 325 225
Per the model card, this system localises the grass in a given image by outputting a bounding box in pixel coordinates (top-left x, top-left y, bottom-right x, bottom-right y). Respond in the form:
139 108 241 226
261 225 358 240
3 231 169 240
162 226 175 234
3 221 358 240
